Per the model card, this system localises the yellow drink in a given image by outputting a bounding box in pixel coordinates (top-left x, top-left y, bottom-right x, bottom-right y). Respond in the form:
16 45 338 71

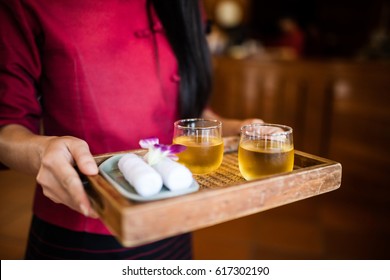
238 140 294 180
173 135 224 174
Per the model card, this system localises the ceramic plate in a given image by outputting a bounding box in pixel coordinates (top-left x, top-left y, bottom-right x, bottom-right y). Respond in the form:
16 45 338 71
98 154 199 202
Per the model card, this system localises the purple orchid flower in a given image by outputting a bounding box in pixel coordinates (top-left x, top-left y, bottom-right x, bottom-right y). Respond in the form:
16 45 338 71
139 137 159 149
139 137 186 165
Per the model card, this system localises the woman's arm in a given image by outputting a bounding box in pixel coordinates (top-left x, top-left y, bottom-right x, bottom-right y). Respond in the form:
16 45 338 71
202 108 263 136
0 124 99 218
0 3 100 218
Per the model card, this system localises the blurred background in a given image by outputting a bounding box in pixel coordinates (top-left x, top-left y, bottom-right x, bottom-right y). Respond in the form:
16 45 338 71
195 0 390 259
1 0 389 259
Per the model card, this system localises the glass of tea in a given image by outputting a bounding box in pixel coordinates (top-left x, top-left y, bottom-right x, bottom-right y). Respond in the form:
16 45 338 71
238 123 294 180
173 118 224 175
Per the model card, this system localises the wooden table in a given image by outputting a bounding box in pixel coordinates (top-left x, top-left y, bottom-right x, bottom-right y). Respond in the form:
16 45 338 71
85 137 341 247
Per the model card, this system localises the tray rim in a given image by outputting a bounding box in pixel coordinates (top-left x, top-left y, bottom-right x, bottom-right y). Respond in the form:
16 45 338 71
86 145 342 247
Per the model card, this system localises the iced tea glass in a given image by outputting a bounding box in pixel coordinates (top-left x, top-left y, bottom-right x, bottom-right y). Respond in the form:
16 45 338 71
173 119 224 175
238 123 294 180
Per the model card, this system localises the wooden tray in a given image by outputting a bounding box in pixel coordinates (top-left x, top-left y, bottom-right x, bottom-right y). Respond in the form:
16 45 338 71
85 137 342 247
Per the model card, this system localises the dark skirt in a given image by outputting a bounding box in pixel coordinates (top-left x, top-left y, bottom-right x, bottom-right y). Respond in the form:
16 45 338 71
25 215 193 260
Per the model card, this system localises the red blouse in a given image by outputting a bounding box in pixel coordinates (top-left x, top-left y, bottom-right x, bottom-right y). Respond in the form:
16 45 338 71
0 0 180 234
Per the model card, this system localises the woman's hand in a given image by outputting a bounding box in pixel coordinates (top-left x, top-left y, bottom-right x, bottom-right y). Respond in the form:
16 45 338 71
202 108 263 136
36 136 99 218
222 118 264 136
0 124 99 218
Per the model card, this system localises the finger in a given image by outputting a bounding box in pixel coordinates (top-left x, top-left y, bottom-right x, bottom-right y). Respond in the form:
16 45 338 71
267 127 284 134
60 169 93 215
240 118 264 128
37 168 74 205
84 206 99 219
37 155 72 202
63 139 99 217
47 155 95 217
250 118 264 124
67 139 98 176
38 176 66 204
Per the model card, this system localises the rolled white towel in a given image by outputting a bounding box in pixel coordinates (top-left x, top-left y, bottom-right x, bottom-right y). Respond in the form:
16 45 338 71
118 154 163 197
152 158 193 191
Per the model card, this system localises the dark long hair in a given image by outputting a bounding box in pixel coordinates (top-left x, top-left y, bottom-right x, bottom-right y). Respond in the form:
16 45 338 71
148 0 212 118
